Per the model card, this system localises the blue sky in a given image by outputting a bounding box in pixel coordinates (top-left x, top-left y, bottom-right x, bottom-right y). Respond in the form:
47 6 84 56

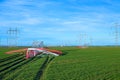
0 0 120 46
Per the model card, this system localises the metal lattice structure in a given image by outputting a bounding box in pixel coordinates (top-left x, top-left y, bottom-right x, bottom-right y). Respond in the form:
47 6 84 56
113 23 120 46
7 27 19 47
0 38 1 47
32 41 44 48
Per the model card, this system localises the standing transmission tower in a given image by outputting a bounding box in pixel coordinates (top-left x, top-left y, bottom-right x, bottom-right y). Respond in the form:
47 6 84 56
79 34 82 46
79 33 88 47
113 23 120 46
90 37 93 46
7 27 19 47
0 38 1 47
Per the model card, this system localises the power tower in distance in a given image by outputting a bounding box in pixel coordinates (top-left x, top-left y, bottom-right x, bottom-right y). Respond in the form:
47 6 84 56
0 38 1 47
113 23 120 46
7 27 19 47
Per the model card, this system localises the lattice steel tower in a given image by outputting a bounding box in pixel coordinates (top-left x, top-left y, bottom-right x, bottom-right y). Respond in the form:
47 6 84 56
114 23 120 46
7 27 19 47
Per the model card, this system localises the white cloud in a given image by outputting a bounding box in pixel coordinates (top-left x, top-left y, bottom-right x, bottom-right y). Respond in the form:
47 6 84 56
1 0 120 45
0 17 43 26
14 18 42 25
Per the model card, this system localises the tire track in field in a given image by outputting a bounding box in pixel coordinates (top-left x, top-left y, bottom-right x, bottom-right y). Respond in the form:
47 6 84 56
34 55 55 80
0 58 25 73
6 57 40 80
0 55 25 67
0 54 22 63
6 58 39 80
0 57 36 80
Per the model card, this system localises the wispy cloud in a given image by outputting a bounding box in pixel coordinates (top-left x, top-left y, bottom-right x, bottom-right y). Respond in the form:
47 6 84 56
0 0 120 45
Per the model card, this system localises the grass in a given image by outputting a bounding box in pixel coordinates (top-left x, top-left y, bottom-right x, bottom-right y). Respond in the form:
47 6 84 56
3 57 46 80
0 47 120 80
44 47 120 80
0 47 55 80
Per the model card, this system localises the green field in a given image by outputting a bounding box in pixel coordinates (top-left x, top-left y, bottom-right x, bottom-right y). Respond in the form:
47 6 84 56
0 47 120 80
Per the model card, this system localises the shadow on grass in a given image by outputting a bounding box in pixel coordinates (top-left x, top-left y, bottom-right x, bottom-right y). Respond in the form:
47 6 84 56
61 51 68 56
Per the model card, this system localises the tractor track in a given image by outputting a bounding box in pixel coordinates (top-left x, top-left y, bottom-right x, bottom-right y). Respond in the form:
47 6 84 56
0 57 36 80
0 55 25 67
0 54 22 63
0 58 25 73
34 55 55 80
5 57 40 80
